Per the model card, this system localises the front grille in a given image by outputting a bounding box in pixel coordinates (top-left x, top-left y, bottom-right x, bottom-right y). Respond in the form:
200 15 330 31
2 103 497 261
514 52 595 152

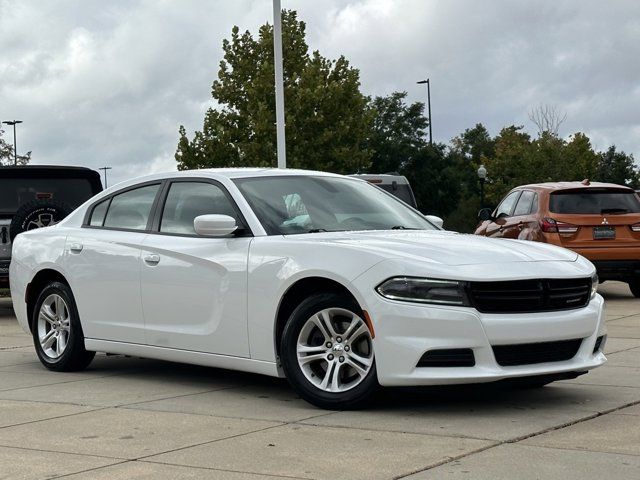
493 339 583 366
0 259 9 274
417 348 475 367
469 278 591 313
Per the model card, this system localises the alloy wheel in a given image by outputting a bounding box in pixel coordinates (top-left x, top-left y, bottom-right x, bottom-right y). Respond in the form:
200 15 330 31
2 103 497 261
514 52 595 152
37 294 71 359
296 307 374 393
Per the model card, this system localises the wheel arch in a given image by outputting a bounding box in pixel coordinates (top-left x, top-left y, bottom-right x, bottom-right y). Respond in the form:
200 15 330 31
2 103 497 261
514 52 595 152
274 276 364 358
26 268 70 331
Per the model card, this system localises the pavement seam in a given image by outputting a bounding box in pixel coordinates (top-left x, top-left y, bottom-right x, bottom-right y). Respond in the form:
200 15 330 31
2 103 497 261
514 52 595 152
138 459 316 480
515 442 640 458
0 406 112 432
393 398 640 478
47 460 131 480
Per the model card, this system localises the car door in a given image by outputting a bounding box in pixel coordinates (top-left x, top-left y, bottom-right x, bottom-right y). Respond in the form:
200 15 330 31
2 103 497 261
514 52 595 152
485 191 521 238
140 179 252 357
64 182 162 344
503 190 537 239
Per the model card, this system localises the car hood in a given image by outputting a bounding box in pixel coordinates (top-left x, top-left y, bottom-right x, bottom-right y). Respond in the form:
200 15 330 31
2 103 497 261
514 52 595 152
290 230 578 266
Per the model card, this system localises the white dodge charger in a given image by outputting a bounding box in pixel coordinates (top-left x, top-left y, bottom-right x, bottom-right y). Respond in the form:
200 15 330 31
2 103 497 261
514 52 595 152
10 169 606 408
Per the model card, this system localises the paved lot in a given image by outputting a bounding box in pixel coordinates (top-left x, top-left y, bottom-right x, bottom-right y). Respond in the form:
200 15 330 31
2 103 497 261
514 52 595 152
0 283 639 480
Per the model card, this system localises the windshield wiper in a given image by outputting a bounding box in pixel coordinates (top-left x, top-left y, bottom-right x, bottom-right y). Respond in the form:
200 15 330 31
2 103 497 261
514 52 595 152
391 225 419 230
601 208 629 215
308 228 328 233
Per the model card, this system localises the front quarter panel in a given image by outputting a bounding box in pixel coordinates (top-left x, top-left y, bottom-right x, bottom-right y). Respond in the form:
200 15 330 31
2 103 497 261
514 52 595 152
246 236 387 362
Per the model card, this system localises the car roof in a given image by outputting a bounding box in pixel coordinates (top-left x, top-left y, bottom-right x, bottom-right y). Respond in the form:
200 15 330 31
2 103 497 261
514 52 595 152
516 181 634 192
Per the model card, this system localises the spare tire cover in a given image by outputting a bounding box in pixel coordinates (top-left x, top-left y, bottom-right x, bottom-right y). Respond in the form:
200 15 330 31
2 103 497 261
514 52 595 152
9 200 73 242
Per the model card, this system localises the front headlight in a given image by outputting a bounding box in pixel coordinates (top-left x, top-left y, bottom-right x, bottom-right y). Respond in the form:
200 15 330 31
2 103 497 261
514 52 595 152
376 277 470 306
591 273 598 299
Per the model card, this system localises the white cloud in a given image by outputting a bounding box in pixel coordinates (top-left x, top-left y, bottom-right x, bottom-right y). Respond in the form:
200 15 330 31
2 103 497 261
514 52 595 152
0 0 638 185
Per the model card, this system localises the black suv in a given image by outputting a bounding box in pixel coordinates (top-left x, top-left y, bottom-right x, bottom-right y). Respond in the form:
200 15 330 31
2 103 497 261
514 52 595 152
0 166 103 287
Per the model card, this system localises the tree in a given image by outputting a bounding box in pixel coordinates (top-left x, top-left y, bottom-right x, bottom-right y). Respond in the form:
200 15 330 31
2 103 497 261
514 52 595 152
176 10 373 174
528 104 567 137
0 126 30 166
596 146 640 188
365 91 428 174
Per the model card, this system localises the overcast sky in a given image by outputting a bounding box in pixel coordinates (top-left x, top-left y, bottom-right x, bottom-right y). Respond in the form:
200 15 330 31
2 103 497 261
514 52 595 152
1 0 638 185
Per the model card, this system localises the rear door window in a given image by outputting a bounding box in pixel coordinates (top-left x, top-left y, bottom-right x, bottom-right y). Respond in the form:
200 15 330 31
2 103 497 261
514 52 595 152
513 191 536 216
550 190 640 214
103 184 160 230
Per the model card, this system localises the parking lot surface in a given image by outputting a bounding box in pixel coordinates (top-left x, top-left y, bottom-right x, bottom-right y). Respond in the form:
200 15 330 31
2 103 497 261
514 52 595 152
0 282 639 480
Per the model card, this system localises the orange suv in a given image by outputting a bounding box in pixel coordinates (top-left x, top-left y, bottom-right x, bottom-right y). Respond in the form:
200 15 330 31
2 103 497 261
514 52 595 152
475 181 640 297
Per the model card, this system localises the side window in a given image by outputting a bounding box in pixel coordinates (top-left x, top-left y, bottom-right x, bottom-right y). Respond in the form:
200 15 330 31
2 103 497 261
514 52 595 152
513 191 536 216
530 193 539 214
495 191 521 218
160 182 239 235
89 199 110 226
103 184 160 230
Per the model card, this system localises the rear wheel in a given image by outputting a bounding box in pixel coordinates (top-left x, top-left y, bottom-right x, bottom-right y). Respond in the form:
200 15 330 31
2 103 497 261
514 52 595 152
280 293 378 409
32 282 95 371
630 279 640 298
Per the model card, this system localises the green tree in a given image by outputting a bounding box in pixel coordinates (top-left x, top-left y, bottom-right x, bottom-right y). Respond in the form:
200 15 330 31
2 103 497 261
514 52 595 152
366 91 428 173
176 10 373 174
0 126 30 166
596 146 640 188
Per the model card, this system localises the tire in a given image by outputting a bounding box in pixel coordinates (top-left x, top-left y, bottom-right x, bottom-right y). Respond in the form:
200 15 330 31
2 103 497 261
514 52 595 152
629 279 640 298
31 281 95 371
280 293 378 409
9 200 73 242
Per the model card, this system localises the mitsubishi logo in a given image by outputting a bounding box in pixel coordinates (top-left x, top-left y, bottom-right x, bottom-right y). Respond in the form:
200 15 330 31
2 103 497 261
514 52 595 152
601 218 609 225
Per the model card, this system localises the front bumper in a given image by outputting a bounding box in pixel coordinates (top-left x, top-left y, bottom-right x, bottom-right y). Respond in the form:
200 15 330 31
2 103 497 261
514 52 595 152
365 294 606 387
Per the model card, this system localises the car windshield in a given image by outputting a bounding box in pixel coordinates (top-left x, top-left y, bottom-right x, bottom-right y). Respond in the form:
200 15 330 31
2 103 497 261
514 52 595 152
0 178 95 215
550 189 640 214
233 176 436 235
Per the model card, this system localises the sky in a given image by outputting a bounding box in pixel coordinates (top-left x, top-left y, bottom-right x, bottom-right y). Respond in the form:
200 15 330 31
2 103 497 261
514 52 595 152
1 0 638 186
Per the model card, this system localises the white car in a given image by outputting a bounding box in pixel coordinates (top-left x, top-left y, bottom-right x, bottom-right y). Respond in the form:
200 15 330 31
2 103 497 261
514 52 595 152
10 169 606 409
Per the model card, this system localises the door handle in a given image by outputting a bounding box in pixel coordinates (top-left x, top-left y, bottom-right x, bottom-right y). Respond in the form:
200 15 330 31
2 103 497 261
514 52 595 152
69 243 83 253
143 254 160 265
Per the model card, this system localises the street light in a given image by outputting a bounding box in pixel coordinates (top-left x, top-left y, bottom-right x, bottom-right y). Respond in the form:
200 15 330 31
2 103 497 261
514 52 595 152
416 79 432 145
273 0 286 168
477 164 487 208
99 166 112 188
2 120 23 166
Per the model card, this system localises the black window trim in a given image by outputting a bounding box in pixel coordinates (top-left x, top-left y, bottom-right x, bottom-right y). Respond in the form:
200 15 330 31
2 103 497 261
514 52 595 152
151 177 253 238
82 180 165 233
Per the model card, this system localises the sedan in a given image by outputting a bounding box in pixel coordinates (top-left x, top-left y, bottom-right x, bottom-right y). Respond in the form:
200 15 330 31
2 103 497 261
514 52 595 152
10 169 606 409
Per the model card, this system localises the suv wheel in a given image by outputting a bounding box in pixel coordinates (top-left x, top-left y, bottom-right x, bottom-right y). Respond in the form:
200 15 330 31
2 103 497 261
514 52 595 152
280 293 378 409
630 279 640 298
32 282 95 371
9 200 72 242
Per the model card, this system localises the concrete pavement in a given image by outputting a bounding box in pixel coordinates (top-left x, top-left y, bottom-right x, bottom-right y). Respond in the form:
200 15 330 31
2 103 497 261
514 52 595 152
0 282 638 479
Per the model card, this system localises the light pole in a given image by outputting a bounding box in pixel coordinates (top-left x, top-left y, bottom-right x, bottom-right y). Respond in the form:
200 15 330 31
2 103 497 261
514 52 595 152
99 166 112 188
273 0 287 168
477 164 487 208
416 80 432 145
2 120 23 166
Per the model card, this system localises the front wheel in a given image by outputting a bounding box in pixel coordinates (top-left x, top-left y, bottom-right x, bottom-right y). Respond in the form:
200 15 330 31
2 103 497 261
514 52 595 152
32 282 95 371
629 279 640 298
280 293 378 409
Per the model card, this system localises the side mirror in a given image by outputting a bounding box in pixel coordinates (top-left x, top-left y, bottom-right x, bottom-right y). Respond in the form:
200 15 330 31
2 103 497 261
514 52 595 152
194 214 237 236
478 208 493 222
425 215 444 229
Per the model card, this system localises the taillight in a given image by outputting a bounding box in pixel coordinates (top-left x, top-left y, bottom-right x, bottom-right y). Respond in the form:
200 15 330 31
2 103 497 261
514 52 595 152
540 217 578 234
631 223 640 232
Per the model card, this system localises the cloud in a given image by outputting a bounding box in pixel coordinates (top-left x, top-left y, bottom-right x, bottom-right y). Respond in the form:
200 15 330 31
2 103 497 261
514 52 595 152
0 0 638 184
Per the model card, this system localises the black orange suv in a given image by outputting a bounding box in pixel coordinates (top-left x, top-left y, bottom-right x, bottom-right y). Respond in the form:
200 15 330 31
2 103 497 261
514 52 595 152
0 166 103 287
475 181 640 297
